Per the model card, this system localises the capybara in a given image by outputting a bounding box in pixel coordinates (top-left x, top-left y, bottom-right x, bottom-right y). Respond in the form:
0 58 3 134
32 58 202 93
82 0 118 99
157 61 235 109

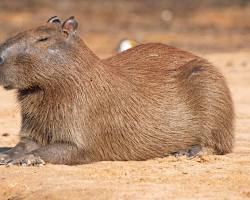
0 16 234 165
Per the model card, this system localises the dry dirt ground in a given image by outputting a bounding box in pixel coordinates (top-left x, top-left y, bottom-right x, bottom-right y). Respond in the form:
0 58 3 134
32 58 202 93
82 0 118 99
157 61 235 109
0 50 249 199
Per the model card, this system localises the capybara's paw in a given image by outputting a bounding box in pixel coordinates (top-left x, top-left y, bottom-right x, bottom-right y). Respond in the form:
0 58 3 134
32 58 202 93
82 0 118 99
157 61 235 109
170 145 202 157
0 153 11 165
6 154 45 166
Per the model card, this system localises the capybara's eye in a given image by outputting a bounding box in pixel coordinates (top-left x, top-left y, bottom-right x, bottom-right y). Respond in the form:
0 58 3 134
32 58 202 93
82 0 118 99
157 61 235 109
37 37 49 42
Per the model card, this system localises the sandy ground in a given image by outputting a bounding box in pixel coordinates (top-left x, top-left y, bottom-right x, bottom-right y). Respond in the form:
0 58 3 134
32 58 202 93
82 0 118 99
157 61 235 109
0 50 249 199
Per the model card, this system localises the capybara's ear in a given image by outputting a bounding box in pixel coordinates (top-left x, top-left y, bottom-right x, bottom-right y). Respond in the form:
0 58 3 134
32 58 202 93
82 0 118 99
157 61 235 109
47 16 61 24
62 16 78 37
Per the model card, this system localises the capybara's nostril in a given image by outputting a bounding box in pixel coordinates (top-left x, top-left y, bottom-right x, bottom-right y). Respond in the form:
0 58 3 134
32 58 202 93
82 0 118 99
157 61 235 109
0 56 4 65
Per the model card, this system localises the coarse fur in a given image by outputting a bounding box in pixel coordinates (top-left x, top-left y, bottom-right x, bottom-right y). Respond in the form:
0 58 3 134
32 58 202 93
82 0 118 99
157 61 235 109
0 17 234 165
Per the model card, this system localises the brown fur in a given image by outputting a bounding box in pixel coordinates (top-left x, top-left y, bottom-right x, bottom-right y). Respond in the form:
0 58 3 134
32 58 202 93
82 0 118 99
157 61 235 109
0 17 234 165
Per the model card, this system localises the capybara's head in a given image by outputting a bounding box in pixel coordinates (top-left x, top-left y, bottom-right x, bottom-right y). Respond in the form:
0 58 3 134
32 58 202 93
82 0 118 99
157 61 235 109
0 16 79 90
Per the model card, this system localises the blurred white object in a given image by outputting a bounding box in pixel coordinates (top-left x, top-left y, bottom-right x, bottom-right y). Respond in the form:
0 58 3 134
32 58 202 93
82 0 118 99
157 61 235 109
161 9 173 22
117 39 138 52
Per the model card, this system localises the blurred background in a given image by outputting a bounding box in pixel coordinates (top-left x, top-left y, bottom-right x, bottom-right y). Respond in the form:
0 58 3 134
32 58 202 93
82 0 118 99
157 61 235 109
0 0 249 57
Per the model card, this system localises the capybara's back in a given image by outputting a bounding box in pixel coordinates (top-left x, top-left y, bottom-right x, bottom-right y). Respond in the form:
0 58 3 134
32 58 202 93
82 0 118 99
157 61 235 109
105 43 234 156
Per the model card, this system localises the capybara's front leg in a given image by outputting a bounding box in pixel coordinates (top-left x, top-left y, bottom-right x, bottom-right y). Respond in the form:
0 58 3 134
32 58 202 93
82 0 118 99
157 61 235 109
0 138 40 165
6 143 86 166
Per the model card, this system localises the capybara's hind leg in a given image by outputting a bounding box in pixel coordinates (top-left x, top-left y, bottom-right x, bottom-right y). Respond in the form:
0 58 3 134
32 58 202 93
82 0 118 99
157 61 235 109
168 145 202 157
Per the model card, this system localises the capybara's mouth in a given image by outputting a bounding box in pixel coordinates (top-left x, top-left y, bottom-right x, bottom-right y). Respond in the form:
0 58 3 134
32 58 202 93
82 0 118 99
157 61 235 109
3 85 14 90
18 85 42 96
